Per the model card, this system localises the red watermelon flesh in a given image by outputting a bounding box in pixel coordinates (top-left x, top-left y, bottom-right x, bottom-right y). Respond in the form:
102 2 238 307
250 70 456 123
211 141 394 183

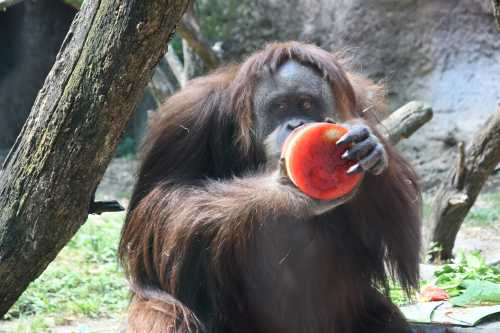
281 123 363 200
419 286 449 302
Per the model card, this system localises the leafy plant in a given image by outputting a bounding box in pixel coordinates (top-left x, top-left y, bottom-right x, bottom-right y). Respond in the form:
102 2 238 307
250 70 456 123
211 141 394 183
6 213 128 322
389 282 417 306
466 207 498 226
390 251 500 307
450 280 500 306
115 136 136 158
433 251 500 299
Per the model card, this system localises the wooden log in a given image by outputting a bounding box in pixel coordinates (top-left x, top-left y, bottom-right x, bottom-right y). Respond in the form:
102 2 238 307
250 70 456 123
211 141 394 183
429 103 500 262
0 0 190 317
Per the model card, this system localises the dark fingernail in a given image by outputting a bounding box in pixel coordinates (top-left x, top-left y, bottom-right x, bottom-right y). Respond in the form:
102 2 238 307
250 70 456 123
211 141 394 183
336 134 349 146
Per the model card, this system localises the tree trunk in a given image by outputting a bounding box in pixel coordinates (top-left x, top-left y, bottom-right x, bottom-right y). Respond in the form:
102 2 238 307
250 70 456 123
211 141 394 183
0 0 190 317
429 103 500 262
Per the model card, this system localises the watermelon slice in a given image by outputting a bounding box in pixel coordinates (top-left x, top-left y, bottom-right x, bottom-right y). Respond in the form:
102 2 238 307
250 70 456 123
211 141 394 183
280 122 363 200
419 285 449 302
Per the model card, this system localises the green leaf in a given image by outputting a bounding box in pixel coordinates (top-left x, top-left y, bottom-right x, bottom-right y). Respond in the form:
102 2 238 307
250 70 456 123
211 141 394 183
450 280 500 306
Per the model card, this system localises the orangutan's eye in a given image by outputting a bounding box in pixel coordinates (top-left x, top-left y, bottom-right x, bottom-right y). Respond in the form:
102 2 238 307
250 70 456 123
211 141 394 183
301 98 313 111
278 102 287 111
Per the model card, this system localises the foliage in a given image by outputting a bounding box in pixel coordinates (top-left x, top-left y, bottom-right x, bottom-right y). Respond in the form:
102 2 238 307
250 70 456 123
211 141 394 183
196 0 304 58
7 316 52 333
450 280 500 306
196 0 244 40
115 136 136 158
5 213 128 326
62 0 83 9
389 282 415 306
433 251 500 298
391 251 500 307
170 35 184 63
464 193 500 227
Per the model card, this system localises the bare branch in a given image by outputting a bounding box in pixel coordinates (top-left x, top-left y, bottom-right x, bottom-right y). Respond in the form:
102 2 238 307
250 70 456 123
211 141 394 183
148 64 177 105
182 39 195 82
377 101 433 145
177 4 220 69
165 44 186 87
493 0 500 28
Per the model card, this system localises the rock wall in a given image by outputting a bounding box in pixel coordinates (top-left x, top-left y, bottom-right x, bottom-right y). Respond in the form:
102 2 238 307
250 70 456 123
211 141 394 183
0 1 76 149
217 0 500 187
1 0 498 187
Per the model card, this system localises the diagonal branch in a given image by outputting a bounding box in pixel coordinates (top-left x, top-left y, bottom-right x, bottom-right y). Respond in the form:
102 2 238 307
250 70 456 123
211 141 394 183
377 101 433 145
177 4 220 69
148 62 177 105
165 43 187 87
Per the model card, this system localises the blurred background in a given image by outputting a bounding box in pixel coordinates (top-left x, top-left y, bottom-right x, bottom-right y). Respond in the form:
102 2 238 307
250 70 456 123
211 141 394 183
0 0 499 331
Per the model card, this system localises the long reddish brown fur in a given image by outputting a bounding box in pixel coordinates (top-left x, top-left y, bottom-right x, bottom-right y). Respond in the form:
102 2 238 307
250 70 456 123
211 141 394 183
119 41 421 333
